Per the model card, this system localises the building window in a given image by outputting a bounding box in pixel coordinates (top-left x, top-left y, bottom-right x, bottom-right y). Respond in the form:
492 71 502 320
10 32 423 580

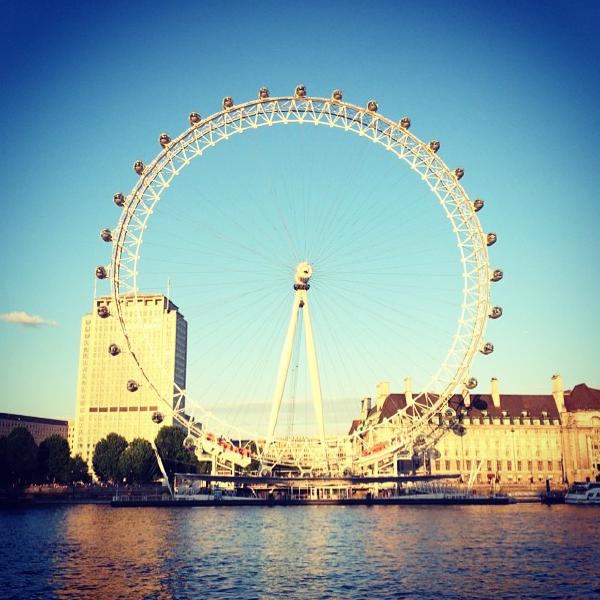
466 460 472 471
507 461 512 471
435 460 441 472
538 461 543 471
517 461 522 471
445 460 451 471
547 460 553 471
528 460 533 472
455 460 461 471
487 460 493 471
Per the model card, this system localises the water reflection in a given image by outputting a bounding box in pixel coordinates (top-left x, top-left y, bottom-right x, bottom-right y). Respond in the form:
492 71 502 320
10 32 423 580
57 506 174 598
1 504 599 599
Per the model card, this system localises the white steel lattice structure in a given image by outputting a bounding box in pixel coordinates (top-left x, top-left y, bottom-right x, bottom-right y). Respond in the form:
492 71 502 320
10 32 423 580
101 89 502 475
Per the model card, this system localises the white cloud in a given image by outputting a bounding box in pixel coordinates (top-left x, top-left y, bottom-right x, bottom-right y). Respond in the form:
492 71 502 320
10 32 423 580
0 311 58 327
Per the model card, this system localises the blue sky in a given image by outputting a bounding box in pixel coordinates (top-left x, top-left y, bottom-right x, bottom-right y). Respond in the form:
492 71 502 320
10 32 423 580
1 1 599 426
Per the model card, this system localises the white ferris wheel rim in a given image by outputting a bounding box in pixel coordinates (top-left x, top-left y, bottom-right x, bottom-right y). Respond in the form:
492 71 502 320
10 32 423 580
107 93 493 460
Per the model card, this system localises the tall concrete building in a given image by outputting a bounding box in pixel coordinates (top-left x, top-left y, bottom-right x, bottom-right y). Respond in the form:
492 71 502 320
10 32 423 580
72 294 187 466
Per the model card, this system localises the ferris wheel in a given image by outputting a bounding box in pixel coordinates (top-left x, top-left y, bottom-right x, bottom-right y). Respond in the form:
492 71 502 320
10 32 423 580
97 85 503 475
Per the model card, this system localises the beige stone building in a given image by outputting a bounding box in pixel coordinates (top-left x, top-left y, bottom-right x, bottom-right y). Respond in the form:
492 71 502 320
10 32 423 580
0 413 68 445
352 375 600 488
72 294 187 466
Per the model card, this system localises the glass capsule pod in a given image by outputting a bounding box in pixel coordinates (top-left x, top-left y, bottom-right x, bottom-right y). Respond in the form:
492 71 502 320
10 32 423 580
466 377 478 390
258 87 270 99
127 380 139 392
331 89 343 101
294 84 307 98
222 96 234 109
113 192 125 207
100 228 112 242
189 112 201 126
480 342 494 355
95 266 107 280
158 133 171 148
429 140 441 153
367 100 378 112
489 306 503 319
491 269 504 282
454 167 465 180
183 435 196 450
133 160 145 175
108 344 120 356
486 232 497 246
151 411 164 424
400 117 411 129
473 198 484 212
444 407 456 420
97 305 109 318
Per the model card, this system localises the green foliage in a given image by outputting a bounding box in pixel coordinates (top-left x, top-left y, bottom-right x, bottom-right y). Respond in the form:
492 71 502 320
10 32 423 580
155 426 200 480
1 427 38 486
38 434 71 484
67 455 91 484
92 433 128 483
117 438 158 484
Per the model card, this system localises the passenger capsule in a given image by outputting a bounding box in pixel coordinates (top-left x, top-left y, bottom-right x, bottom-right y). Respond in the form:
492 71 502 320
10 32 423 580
454 167 464 180
429 140 441 153
489 306 503 319
466 377 478 390
415 434 426 446
400 117 411 129
108 344 120 356
133 160 145 175
183 435 196 450
295 84 307 98
444 407 456 419
189 112 201 126
100 228 112 242
486 232 497 247
113 192 125 207
97 305 109 318
331 89 343 101
473 198 484 212
158 133 171 148
95 266 107 280
491 269 504 282
151 411 164 424
258 87 270 99
222 96 234 109
480 342 494 355
127 380 139 392
367 100 378 112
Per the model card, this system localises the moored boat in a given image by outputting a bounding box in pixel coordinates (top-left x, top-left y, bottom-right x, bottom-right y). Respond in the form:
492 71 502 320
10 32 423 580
564 482 600 505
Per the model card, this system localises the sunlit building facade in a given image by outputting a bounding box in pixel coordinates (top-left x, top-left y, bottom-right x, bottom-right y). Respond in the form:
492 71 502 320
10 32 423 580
0 413 68 445
72 294 187 466
352 375 600 488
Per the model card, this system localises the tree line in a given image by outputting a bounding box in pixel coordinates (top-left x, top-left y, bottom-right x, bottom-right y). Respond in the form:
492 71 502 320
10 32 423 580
0 425 204 488
0 427 90 487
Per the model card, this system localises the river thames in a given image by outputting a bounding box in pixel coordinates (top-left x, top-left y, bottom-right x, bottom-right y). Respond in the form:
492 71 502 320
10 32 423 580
1 504 598 599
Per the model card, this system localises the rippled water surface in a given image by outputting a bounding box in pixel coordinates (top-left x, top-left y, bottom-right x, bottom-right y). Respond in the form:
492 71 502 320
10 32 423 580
1 504 599 599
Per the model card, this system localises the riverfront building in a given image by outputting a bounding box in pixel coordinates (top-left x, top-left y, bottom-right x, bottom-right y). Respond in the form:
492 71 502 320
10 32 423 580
352 375 600 487
72 294 187 466
0 413 68 445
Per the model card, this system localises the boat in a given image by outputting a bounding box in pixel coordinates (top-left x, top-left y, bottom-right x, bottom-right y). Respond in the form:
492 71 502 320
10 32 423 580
564 482 600 505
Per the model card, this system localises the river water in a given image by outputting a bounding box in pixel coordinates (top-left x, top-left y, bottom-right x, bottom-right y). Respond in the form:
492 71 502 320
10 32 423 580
0 504 598 599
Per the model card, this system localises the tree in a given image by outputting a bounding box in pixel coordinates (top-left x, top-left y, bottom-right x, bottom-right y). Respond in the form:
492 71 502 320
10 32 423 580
117 438 158 484
155 426 199 481
92 433 128 483
67 455 91 484
3 427 38 486
38 434 71 484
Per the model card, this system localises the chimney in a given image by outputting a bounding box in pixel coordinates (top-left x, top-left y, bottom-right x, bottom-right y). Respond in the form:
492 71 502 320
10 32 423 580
376 381 390 411
551 374 566 413
463 390 471 408
404 377 414 406
360 397 372 420
491 377 500 408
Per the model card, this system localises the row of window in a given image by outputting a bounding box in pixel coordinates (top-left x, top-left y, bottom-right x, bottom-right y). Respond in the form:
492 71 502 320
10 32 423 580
434 459 559 472
88 406 159 413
